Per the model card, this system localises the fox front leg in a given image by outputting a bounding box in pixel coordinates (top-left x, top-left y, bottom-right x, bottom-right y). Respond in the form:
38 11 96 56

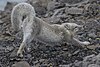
73 38 90 47
17 31 33 57
17 42 25 57
17 17 34 57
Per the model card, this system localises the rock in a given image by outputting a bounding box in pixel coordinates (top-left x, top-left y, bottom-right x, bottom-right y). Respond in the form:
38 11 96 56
30 0 52 8
72 50 80 55
40 64 48 67
47 1 57 11
63 48 68 51
58 0 85 4
86 44 100 50
65 7 83 15
88 0 98 3
59 64 70 67
88 64 100 67
0 46 7 53
88 33 97 38
31 1 46 15
83 54 95 62
6 46 14 51
97 32 100 37
95 54 100 65
39 59 45 63
39 0 52 8
10 48 18 58
12 61 30 67
74 61 83 67
82 61 89 67
50 16 61 24
0 20 3 24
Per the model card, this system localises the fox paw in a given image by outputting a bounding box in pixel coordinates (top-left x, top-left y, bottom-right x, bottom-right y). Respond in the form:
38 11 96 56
17 50 23 57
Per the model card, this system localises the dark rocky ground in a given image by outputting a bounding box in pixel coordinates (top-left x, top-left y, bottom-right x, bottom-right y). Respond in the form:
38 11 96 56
0 0 100 67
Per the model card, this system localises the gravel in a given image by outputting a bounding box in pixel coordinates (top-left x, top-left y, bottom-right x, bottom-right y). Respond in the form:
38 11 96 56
0 0 100 67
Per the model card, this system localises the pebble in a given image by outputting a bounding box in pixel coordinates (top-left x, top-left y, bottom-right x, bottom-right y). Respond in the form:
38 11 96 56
0 20 3 24
88 64 100 67
65 7 83 15
47 1 57 11
6 46 14 51
12 61 30 67
59 64 70 67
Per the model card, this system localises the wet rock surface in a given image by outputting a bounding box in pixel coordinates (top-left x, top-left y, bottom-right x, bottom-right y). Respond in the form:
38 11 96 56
0 0 100 67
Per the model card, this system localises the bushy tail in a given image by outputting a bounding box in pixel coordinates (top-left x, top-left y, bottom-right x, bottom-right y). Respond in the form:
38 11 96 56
11 3 36 32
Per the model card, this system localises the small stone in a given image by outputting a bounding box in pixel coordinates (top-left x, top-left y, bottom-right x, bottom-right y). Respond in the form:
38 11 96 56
65 7 83 15
0 20 3 24
74 61 83 67
40 64 48 67
12 61 30 67
88 33 97 38
6 46 14 51
72 50 80 55
63 48 68 51
47 1 56 11
88 0 97 3
27 54 32 58
39 59 45 63
58 0 85 4
82 61 90 67
59 64 70 67
95 54 100 65
10 48 18 57
88 64 100 67
83 54 95 62
32 1 46 15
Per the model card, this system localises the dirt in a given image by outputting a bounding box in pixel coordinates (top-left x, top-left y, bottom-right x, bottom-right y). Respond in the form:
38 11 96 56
0 0 100 67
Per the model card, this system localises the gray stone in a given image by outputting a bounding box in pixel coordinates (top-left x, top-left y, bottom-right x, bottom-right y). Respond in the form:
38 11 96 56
82 62 90 67
0 20 3 24
95 54 100 65
83 54 95 62
65 7 83 15
74 61 83 67
59 65 70 67
58 0 85 4
12 61 30 67
88 33 97 38
47 1 56 11
88 64 100 67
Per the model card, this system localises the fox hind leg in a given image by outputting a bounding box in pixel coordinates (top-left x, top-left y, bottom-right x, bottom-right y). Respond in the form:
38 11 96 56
17 32 33 57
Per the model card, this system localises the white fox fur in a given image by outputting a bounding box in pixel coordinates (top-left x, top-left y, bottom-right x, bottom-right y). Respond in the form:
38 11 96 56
11 3 90 57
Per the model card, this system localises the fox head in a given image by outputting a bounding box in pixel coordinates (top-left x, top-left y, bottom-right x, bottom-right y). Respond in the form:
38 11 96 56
63 23 83 32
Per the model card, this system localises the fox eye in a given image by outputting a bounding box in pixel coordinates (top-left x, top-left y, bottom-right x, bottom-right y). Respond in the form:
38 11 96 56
74 26 78 29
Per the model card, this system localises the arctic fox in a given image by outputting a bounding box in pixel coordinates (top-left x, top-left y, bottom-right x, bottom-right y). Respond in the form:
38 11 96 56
11 3 90 57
